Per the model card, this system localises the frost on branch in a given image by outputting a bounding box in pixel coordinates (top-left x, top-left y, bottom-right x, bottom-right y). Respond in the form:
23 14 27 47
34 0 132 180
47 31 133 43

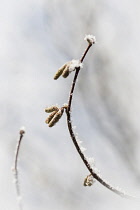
44 34 136 199
84 34 96 45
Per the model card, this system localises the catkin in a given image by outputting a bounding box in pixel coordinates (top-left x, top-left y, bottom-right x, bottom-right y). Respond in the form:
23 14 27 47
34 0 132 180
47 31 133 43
48 109 64 127
45 106 59 113
62 65 69 78
45 111 57 124
54 64 67 80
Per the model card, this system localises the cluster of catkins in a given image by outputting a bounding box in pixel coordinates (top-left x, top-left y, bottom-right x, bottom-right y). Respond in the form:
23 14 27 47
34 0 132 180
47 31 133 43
45 105 67 127
45 60 83 126
54 59 83 80
54 62 71 79
45 34 96 126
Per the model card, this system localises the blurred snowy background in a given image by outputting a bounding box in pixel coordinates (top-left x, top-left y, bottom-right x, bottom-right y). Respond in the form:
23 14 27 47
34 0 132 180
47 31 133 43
0 0 140 209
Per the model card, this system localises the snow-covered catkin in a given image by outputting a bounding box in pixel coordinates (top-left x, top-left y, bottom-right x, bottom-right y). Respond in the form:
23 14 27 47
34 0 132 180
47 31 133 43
54 64 67 80
84 34 96 45
45 106 59 113
45 111 57 124
48 109 64 127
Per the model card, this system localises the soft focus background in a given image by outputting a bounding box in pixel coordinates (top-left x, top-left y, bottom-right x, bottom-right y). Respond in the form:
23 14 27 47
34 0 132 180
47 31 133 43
1 0 140 209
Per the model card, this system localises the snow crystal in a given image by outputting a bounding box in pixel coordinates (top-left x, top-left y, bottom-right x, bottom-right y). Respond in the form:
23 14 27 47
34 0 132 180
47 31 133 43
84 34 96 45
77 140 83 145
69 60 83 72
80 146 87 152
87 157 95 166
92 166 100 175
72 126 76 129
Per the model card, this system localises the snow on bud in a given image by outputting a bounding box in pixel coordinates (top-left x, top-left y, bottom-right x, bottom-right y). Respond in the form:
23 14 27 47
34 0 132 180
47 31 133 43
45 106 59 113
84 34 96 45
63 103 68 109
83 174 95 186
19 126 25 135
69 59 83 72
48 108 64 127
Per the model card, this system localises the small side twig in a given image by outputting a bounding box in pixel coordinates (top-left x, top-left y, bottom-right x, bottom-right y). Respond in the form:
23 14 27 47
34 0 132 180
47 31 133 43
12 127 25 210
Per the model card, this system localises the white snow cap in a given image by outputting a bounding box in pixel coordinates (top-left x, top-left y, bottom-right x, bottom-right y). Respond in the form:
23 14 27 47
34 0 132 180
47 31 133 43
19 126 26 134
69 60 83 72
84 34 96 44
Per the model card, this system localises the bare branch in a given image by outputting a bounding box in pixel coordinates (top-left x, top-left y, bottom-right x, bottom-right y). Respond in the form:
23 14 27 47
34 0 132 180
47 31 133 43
65 109 133 198
46 35 136 199
65 41 134 198
12 127 25 210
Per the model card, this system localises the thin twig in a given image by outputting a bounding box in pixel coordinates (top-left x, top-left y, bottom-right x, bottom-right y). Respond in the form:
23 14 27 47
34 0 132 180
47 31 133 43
67 44 92 113
12 128 25 210
65 44 133 198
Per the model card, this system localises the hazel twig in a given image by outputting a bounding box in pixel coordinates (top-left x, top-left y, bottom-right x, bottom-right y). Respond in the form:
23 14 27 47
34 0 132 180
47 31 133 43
65 39 133 198
12 127 25 210
46 35 135 199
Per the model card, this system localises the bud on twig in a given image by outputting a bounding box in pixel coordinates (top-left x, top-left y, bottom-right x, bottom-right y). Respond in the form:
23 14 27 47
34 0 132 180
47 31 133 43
19 126 25 135
83 174 95 186
84 34 96 45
